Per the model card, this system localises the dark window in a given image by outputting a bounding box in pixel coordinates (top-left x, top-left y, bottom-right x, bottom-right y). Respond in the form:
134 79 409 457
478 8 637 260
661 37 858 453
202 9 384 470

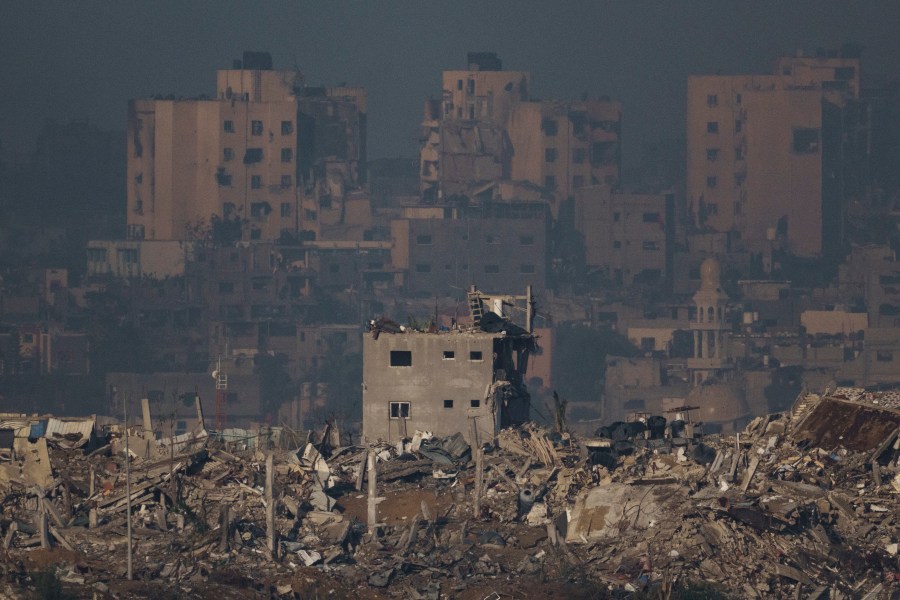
416 234 432 245
613 240 621 249
251 175 262 189
443 351 455 360
443 399 454 408
467 79 474 94
218 282 234 293
484 264 499 273
834 66 856 80
250 202 272 217
877 351 893 362
707 121 718 134
485 234 500 244
244 148 263 164
519 235 534 246
281 202 291 217
389 402 411 418
792 128 819 154
250 228 261 240
643 241 660 251
281 120 293 134
457 79 463 90
735 147 745 160
545 148 557 162
281 175 292 188
216 169 232 186
735 93 742 105
281 148 293 162
224 120 235 133
544 175 556 190
572 148 585 164
470 399 481 408
542 118 558 136
573 175 584 189
706 148 718 161
390 351 412 367
642 212 660 223
251 120 263 135
624 398 646 411
735 120 742 133
520 264 536 274
706 176 717 188
707 94 718 107
613 212 620 222
415 264 431 273
223 148 234 161
470 351 483 361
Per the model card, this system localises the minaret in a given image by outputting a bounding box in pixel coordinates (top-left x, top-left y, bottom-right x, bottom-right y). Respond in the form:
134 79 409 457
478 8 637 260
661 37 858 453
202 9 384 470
688 258 733 385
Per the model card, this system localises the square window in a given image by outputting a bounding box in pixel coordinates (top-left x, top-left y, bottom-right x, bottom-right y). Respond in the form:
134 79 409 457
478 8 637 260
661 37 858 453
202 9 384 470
545 148 557 163
573 175 584 189
544 175 556 190
706 176 717 188
389 401 411 419
443 351 455 360
223 147 234 161
281 175 292 188
706 148 718 161
469 351 483 361
281 148 293 162
224 120 235 133
707 121 718 134
390 350 412 367
251 175 262 189
542 118 558 136
251 120 263 135
707 94 718 107
443 399 454 408
613 240 621 249
470 399 481 408
572 148 585 164
281 121 293 135
244 148 263 164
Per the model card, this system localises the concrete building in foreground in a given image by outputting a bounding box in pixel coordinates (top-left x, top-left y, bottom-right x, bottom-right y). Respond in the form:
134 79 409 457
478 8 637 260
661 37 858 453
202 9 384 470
362 290 536 445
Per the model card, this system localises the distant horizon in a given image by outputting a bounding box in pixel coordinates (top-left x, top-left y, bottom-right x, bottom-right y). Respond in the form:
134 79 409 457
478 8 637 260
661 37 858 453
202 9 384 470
2 1 898 171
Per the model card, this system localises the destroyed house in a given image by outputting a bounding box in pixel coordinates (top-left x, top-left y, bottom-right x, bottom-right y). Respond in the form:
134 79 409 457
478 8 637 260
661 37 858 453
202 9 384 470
362 310 535 446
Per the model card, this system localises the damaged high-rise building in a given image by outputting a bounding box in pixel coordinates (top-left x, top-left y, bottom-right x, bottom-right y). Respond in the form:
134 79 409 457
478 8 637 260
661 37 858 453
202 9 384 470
126 51 366 243
420 53 621 215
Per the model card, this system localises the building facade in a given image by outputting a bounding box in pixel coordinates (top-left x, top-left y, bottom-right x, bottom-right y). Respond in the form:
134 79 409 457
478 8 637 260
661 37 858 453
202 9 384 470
126 51 366 243
687 53 860 260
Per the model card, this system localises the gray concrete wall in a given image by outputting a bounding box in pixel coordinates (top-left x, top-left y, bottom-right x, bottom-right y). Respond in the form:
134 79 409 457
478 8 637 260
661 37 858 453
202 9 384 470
362 331 500 444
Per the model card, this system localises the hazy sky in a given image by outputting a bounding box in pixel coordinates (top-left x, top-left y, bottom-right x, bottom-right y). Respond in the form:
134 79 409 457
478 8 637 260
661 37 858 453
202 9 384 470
1 1 898 168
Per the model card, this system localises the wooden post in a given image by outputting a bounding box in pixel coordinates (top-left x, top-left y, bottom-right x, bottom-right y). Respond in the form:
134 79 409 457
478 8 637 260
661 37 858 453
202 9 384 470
265 453 275 559
219 504 230 552
141 398 153 438
367 451 378 533
39 509 50 549
474 447 484 518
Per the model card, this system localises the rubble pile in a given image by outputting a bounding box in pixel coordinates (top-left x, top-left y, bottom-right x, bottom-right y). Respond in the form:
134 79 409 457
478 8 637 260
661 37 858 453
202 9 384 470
0 391 898 599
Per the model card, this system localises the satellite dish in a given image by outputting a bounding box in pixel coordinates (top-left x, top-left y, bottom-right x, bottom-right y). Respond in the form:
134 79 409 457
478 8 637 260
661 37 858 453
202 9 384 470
211 370 219 380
